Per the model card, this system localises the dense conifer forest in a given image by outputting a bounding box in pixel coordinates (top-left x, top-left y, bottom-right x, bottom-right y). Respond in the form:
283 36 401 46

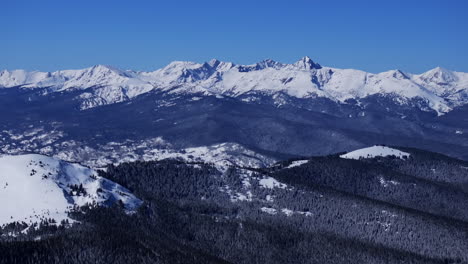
1 148 467 263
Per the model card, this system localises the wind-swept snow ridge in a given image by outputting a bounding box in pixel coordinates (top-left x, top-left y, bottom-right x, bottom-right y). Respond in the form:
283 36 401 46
1 57 468 113
340 146 410 160
0 154 142 227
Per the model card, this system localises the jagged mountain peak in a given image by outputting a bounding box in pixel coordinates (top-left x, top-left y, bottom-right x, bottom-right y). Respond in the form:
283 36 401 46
203 59 235 71
0 58 467 114
380 69 410 80
162 61 204 71
76 64 133 79
293 56 322 70
205 59 222 69
255 58 284 69
89 64 123 73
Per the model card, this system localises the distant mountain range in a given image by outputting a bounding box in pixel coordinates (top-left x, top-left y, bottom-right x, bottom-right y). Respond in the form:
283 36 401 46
0 57 467 164
1 58 468 263
1 57 467 113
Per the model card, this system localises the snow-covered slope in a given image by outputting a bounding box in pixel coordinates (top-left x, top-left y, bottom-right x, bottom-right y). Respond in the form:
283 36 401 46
285 160 309 169
0 65 154 110
145 142 276 172
1 57 468 113
340 146 410 160
77 141 275 171
0 154 142 227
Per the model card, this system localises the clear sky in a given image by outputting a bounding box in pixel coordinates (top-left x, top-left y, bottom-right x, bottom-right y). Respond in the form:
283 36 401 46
2 0 468 73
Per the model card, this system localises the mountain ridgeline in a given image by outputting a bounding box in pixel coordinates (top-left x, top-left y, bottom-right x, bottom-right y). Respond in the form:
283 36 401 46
0 57 467 163
1 57 468 263
1 146 468 263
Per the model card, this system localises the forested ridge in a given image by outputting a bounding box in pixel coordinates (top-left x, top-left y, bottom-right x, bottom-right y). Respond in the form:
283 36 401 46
1 148 467 264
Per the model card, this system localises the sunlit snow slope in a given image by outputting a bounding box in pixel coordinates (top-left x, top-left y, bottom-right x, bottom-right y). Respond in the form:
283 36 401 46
340 146 410 160
0 154 142 226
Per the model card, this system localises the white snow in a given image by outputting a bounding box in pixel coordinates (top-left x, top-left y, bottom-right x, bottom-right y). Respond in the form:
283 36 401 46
260 207 277 215
265 195 274 202
259 177 287 189
379 177 400 187
281 208 294 217
286 160 308 168
0 154 142 227
145 142 276 172
34 139 275 171
1 57 467 113
297 211 313 217
340 146 410 160
234 192 251 202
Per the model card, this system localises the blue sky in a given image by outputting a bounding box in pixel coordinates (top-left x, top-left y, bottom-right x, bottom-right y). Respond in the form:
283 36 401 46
2 0 468 73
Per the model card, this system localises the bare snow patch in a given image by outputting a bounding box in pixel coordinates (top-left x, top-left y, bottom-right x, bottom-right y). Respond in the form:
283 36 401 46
286 160 308 168
260 207 277 215
379 177 400 187
265 195 274 202
147 142 276 172
340 145 410 160
259 177 287 189
235 191 253 202
281 208 294 217
297 211 313 217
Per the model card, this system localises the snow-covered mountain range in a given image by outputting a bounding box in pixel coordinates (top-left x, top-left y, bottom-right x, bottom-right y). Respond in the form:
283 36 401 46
0 154 142 228
1 57 467 114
